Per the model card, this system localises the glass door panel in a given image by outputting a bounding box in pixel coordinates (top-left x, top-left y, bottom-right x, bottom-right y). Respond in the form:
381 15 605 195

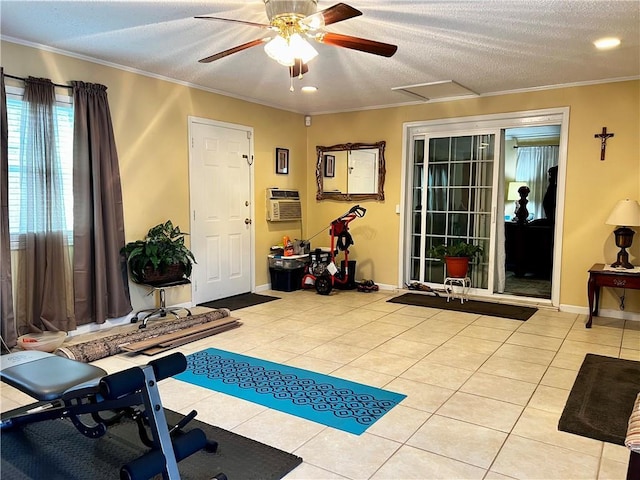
409 133 496 290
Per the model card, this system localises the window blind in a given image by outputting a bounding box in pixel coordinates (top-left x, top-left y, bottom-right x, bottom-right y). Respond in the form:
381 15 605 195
6 89 74 248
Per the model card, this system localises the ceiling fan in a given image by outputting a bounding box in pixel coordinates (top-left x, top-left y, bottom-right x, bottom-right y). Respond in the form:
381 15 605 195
196 1 398 78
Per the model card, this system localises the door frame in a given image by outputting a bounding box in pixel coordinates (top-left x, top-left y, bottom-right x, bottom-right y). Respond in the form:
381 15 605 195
187 116 256 303
399 107 569 307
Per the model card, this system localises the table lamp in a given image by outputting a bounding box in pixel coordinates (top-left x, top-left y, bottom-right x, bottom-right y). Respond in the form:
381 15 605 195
507 182 528 220
605 199 640 269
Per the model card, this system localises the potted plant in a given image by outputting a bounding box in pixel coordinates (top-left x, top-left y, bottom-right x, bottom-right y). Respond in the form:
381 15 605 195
427 242 483 278
121 220 196 285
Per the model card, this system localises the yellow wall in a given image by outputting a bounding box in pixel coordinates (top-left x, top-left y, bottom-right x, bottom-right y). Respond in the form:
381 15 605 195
3 40 639 317
306 82 640 313
2 41 308 311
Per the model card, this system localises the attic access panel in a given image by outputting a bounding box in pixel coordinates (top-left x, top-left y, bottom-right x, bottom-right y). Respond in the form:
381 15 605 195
392 80 478 102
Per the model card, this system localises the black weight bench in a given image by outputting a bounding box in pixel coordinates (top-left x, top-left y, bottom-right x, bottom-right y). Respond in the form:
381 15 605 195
0 350 224 480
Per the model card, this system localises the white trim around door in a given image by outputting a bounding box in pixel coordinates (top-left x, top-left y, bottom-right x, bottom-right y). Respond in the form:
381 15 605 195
399 107 570 308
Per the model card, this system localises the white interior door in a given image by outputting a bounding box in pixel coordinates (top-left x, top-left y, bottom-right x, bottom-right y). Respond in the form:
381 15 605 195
189 118 253 304
348 149 377 193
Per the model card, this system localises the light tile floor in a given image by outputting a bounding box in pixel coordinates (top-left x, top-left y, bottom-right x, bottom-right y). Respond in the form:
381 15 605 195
2 288 639 479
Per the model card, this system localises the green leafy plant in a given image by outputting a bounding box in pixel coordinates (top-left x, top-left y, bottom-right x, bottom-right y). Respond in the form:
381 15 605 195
120 220 196 284
427 241 483 260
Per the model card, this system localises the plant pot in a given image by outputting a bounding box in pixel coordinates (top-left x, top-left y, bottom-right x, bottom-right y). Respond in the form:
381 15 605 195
141 263 186 285
445 256 470 278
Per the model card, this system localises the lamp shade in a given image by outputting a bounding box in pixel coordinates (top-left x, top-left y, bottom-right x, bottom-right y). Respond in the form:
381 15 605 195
264 34 318 66
606 199 640 226
507 182 528 201
264 35 295 66
289 33 318 63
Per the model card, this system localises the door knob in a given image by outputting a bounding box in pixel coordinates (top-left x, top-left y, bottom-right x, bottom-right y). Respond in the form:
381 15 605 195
244 218 252 225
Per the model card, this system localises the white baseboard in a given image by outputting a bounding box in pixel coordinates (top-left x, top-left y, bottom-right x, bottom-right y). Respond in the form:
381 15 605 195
559 304 640 323
68 301 193 337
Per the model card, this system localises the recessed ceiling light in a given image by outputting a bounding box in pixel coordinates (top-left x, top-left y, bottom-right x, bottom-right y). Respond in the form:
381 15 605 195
301 86 317 93
594 37 621 50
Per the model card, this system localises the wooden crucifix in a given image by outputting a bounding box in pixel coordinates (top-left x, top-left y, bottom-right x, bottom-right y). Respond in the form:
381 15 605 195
594 127 614 161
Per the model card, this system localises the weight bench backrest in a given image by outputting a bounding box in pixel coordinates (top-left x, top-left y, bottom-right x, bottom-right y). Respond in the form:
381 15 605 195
0 351 107 402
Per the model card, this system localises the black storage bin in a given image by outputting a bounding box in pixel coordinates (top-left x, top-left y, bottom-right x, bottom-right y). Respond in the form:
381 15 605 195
270 267 304 292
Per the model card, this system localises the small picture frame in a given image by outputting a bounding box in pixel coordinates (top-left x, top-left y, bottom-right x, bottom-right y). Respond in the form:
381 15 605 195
276 148 289 174
324 154 335 178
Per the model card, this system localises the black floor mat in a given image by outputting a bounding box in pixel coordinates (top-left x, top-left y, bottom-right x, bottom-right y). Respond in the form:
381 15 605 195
388 293 537 320
558 353 640 445
198 292 280 311
1 407 302 480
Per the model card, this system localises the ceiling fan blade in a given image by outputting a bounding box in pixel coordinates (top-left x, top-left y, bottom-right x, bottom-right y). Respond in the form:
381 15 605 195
198 38 267 63
319 32 398 57
289 60 309 78
318 3 362 26
195 16 271 29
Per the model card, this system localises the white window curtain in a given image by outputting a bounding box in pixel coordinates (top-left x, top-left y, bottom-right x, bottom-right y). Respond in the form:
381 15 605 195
15 77 75 334
515 146 558 220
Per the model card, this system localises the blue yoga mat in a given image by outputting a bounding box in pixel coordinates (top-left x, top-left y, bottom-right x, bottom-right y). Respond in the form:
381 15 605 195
175 348 406 435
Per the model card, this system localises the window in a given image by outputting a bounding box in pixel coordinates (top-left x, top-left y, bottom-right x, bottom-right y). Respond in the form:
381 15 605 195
6 86 74 248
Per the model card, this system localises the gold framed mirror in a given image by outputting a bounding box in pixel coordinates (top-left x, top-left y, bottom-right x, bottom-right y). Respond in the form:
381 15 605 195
315 141 386 201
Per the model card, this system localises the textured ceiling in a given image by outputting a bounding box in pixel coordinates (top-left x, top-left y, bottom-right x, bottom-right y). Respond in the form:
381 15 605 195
1 0 638 115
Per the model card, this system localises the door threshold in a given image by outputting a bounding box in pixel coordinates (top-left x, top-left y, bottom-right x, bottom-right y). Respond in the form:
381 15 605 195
470 293 557 310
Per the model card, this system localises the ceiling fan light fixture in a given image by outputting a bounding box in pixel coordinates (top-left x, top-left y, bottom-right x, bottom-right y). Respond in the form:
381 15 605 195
197 1 397 75
265 33 318 66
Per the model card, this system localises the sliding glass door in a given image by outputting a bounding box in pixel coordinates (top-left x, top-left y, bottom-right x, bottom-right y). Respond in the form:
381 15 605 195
402 109 568 306
408 132 498 290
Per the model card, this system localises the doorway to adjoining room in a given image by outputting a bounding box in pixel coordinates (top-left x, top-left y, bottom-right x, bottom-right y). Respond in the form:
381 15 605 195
501 126 560 300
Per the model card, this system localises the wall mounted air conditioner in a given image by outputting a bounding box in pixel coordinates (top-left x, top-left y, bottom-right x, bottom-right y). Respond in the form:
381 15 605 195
266 188 302 222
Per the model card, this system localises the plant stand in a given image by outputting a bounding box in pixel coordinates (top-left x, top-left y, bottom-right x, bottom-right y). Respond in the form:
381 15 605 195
444 277 470 304
131 279 192 329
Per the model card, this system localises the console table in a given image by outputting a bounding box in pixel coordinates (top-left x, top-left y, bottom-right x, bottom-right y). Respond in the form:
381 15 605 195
587 263 640 328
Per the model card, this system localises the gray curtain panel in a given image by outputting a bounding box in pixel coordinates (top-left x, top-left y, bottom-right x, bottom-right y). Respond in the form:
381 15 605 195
15 77 75 333
0 68 18 347
72 81 132 324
